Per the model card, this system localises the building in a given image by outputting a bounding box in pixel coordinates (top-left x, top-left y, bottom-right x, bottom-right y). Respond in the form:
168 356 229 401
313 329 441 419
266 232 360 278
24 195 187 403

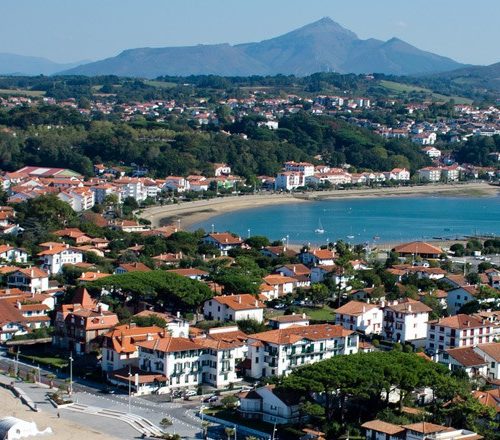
7 268 49 293
438 346 488 378
239 385 305 425
203 294 265 323
383 299 432 344
202 233 243 256
418 167 442 182
0 300 29 342
335 301 384 335
114 262 151 274
299 249 336 266
213 163 232 177
53 287 119 354
274 172 305 191
392 241 443 259
268 314 310 330
362 420 480 440
0 245 28 263
426 314 494 354
261 274 297 299
446 286 479 315
38 243 83 275
58 187 95 212
421 146 442 158
472 342 500 381
246 324 358 379
101 324 164 373
284 161 315 177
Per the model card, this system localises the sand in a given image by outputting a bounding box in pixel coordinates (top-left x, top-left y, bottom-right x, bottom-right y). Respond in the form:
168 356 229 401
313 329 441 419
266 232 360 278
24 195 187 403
0 387 119 440
139 182 499 229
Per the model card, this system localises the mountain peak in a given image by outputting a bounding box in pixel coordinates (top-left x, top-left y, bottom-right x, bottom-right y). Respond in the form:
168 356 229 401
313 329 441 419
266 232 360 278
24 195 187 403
299 17 357 38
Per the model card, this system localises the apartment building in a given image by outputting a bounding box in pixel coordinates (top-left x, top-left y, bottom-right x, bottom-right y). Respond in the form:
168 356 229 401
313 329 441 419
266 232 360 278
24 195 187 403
246 324 358 379
382 299 431 345
335 301 383 335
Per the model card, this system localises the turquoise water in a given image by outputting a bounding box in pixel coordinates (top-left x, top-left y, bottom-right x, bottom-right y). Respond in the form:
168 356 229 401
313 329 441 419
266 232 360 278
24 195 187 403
189 196 500 245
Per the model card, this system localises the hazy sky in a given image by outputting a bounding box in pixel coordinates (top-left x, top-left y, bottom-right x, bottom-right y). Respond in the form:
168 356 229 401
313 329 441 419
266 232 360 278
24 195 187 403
2 0 499 65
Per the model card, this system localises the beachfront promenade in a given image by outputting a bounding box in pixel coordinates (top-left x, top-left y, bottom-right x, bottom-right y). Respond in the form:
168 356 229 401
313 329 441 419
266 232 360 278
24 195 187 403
139 182 498 229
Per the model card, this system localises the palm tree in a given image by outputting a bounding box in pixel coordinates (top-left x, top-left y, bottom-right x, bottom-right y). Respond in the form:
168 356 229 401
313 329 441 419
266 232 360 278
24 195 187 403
224 427 235 440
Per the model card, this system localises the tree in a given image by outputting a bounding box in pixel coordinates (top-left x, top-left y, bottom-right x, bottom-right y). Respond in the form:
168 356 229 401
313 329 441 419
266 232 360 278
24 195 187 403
224 427 235 440
160 417 173 428
450 243 465 257
245 236 270 249
308 283 329 306
465 272 480 285
221 395 239 409
237 319 268 334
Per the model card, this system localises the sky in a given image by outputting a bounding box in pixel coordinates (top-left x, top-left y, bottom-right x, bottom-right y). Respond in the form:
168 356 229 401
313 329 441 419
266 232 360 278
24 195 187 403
1 0 499 66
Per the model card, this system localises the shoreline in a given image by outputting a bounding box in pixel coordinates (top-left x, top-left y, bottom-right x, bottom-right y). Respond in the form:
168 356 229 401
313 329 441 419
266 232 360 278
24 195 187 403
139 182 499 230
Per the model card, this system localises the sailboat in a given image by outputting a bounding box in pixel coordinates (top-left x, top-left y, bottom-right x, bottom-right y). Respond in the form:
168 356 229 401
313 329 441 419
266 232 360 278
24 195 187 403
315 219 325 234
347 226 355 239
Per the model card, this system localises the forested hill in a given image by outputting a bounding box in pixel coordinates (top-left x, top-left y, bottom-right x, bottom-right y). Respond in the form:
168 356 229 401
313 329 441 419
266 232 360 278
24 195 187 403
0 105 430 178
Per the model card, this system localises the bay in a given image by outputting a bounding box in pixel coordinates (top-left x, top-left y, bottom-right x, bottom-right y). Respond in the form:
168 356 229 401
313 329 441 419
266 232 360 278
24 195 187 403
189 196 500 245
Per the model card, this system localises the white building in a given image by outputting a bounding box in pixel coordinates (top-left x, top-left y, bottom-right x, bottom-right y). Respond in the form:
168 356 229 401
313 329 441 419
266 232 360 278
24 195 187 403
284 161 315 177
7 268 49 293
274 172 305 191
202 233 243 256
422 146 441 157
38 243 83 275
474 342 500 381
203 294 265 323
382 299 431 345
418 167 442 182
213 163 232 177
384 168 411 182
335 301 383 335
115 178 148 203
446 286 478 315
246 324 358 379
58 187 95 212
300 249 336 266
426 314 494 354
0 245 28 263
438 346 488 378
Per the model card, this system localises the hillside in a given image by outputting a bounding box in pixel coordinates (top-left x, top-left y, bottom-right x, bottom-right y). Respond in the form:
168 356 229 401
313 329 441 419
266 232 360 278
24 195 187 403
434 61 500 91
62 17 464 78
0 53 86 76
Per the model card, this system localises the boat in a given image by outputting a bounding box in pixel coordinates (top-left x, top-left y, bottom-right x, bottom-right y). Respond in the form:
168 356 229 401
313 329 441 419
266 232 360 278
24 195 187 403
347 235 355 239
315 219 325 234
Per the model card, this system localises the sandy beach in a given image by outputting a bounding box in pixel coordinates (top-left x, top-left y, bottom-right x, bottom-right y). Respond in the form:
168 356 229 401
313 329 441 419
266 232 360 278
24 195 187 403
139 182 499 229
0 387 119 440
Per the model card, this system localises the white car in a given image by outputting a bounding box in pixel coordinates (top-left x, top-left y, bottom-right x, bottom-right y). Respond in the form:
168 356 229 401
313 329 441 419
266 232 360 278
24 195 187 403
184 390 197 397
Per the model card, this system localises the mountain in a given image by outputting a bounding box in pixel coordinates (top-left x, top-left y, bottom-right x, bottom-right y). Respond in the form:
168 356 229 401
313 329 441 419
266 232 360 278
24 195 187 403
62 17 464 78
433 61 500 91
0 53 87 75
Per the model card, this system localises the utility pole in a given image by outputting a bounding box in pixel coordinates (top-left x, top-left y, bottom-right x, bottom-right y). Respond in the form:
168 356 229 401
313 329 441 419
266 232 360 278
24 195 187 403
14 347 21 378
272 422 277 440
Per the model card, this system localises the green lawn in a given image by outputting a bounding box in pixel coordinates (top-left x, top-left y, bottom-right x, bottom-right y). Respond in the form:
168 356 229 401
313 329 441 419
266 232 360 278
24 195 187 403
144 80 177 89
379 80 473 105
297 305 336 321
19 353 68 369
0 88 45 97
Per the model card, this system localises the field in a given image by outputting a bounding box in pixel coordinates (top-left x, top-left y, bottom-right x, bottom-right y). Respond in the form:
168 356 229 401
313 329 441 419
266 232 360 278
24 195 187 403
144 80 177 89
297 305 336 321
379 80 473 105
0 88 45 97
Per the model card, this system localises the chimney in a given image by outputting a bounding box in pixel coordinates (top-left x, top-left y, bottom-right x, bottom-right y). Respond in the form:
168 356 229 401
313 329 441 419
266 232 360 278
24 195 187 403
238 295 241 304
362 306 366 313
129 322 136 328
177 311 181 318
302 313 306 319
255 299 258 307
408 304 412 312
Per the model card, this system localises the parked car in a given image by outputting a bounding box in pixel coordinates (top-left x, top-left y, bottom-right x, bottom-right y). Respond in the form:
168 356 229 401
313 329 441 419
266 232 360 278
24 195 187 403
203 394 218 403
184 390 197 397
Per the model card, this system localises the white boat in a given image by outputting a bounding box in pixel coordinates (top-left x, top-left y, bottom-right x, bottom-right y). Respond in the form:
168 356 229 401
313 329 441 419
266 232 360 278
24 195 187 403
315 219 325 234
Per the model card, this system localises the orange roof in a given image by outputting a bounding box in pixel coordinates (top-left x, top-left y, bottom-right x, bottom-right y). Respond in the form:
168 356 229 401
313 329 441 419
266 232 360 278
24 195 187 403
249 324 353 345
263 274 297 285
71 287 97 309
476 342 500 361
103 324 164 354
386 299 432 314
207 233 242 245
137 336 203 353
472 389 500 413
402 422 452 434
335 300 379 316
393 241 443 256
77 272 111 282
15 267 48 279
212 294 265 311
446 346 488 367
311 249 335 259
117 262 151 272
361 420 405 435
430 314 490 330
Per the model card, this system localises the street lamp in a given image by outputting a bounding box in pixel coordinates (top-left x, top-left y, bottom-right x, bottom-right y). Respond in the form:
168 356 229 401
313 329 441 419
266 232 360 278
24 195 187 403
128 365 132 413
14 347 21 378
68 353 73 397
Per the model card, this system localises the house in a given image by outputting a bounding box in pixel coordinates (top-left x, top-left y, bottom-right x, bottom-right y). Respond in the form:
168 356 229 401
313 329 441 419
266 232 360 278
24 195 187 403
260 246 297 259
213 163 231 177
442 165 460 181
165 268 208 281
239 385 305 425
77 272 111 283
362 420 480 440
15 301 51 329
202 233 243 256
275 264 311 287
53 228 91 244
310 266 352 289
446 286 479 314
438 346 488 378
274 172 305 191
474 342 500 381
114 262 151 274
38 244 84 275
392 241 443 259
300 249 336 266
426 314 494 354
53 287 119 354
203 294 265 323
262 274 297 299
246 324 358 379
421 146 442 158
382 299 431 345
268 313 310 329
152 253 183 267
0 245 28 263
0 300 29 341
335 301 384 335
472 389 500 422
7 268 49 293
101 323 164 373
385 168 411 182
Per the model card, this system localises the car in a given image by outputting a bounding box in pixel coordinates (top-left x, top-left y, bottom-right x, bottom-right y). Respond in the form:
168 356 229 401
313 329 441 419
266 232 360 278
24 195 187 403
203 394 218 403
100 386 116 394
184 390 197 397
